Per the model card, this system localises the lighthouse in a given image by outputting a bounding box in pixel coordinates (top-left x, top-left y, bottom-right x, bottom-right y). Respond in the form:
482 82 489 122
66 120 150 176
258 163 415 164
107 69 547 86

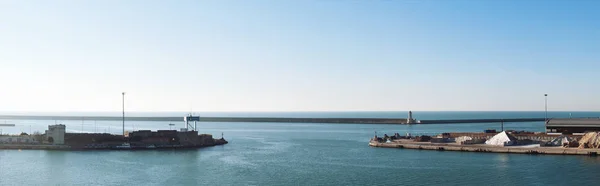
407 111 415 124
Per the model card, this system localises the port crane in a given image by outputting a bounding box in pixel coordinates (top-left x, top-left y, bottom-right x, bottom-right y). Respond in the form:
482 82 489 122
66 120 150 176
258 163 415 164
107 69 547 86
183 114 200 131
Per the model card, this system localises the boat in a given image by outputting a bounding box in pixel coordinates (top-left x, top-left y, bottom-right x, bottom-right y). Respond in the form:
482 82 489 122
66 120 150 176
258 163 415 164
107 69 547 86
146 144 156 149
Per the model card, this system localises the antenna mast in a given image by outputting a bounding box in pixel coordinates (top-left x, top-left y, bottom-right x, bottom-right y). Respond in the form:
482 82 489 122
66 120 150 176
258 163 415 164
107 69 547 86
122 92 125 136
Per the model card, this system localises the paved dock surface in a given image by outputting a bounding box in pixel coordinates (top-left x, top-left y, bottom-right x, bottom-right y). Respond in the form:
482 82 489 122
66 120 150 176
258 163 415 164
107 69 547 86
0 144 70 150
370 140 600 156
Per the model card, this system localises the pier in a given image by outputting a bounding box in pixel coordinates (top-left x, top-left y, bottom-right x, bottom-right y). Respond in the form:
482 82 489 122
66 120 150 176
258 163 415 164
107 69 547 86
418 118 545 124
369 130 600 156
369 140 600 156
0 124 228 151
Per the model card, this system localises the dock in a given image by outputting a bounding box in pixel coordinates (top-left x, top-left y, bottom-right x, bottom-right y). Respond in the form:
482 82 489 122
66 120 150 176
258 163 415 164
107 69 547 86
0 123 228 151
0 144 70 150
369 140 600 156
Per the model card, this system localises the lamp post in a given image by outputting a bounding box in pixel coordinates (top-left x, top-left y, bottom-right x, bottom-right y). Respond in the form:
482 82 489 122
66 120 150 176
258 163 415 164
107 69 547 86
544 94 548 124
122 92 125 136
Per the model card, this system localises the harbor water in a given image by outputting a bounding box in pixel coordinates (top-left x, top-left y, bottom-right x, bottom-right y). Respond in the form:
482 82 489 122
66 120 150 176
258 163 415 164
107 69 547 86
1 111 600 185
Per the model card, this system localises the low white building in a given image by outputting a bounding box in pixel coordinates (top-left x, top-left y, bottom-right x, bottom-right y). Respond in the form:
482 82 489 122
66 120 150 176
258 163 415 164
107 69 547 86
45 124 66 145
0 135 39 144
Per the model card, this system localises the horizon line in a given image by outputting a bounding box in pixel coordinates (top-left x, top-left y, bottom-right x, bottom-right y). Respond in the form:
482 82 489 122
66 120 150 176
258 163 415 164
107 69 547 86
0 110 597 113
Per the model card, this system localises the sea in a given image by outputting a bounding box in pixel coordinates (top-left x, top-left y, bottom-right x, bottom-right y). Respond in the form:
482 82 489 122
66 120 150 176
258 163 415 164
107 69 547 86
1 111 600 185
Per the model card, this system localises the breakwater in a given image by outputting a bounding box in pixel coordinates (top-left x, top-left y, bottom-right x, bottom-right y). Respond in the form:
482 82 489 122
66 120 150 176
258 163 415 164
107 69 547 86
369 140 600 156
418 118 545 124
0 115 181 121
0 115 546 124
0 115 407 124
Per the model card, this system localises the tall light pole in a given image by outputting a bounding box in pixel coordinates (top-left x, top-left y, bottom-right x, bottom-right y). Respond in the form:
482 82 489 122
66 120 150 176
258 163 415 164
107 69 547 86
544 94 548 124
122 92 125 136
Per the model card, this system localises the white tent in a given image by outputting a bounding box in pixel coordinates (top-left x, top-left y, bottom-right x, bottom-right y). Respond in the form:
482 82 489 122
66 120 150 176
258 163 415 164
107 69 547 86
485 131 518 146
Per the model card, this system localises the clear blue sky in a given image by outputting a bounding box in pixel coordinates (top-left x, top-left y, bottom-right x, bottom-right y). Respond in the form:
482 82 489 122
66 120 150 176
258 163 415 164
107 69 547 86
0 0 598 112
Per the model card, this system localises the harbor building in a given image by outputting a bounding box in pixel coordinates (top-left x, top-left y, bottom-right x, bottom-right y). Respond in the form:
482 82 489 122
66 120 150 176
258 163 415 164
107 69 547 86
45 124 66 144
546 118 600 133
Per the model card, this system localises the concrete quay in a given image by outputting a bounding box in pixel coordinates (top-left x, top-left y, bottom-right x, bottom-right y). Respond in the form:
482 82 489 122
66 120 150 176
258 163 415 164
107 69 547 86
0 144 70 150
418 118 545 124
369 140 600 156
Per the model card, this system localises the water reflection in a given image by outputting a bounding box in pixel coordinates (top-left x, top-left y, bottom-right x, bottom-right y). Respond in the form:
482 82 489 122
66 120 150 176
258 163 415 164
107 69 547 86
45 151 67 185
182 150 200 174
579 156 600 164
495 154 509 169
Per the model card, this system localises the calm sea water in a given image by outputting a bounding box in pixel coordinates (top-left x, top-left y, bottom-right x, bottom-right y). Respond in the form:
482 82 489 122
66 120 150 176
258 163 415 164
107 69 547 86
1 111 600 185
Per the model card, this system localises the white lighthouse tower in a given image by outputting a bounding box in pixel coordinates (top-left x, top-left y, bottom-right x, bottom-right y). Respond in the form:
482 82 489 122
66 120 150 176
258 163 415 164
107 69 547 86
407 111 415 124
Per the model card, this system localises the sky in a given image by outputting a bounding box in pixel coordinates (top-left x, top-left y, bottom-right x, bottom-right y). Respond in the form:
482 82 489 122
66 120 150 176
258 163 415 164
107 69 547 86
0 0 599 112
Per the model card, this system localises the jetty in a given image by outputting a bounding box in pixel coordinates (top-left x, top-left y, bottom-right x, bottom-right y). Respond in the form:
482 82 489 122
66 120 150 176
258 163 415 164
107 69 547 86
0 124 228 151
370 140 600 156
369 131 600 156
0 114 545 125
418 118 544 124
0 115 228 151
